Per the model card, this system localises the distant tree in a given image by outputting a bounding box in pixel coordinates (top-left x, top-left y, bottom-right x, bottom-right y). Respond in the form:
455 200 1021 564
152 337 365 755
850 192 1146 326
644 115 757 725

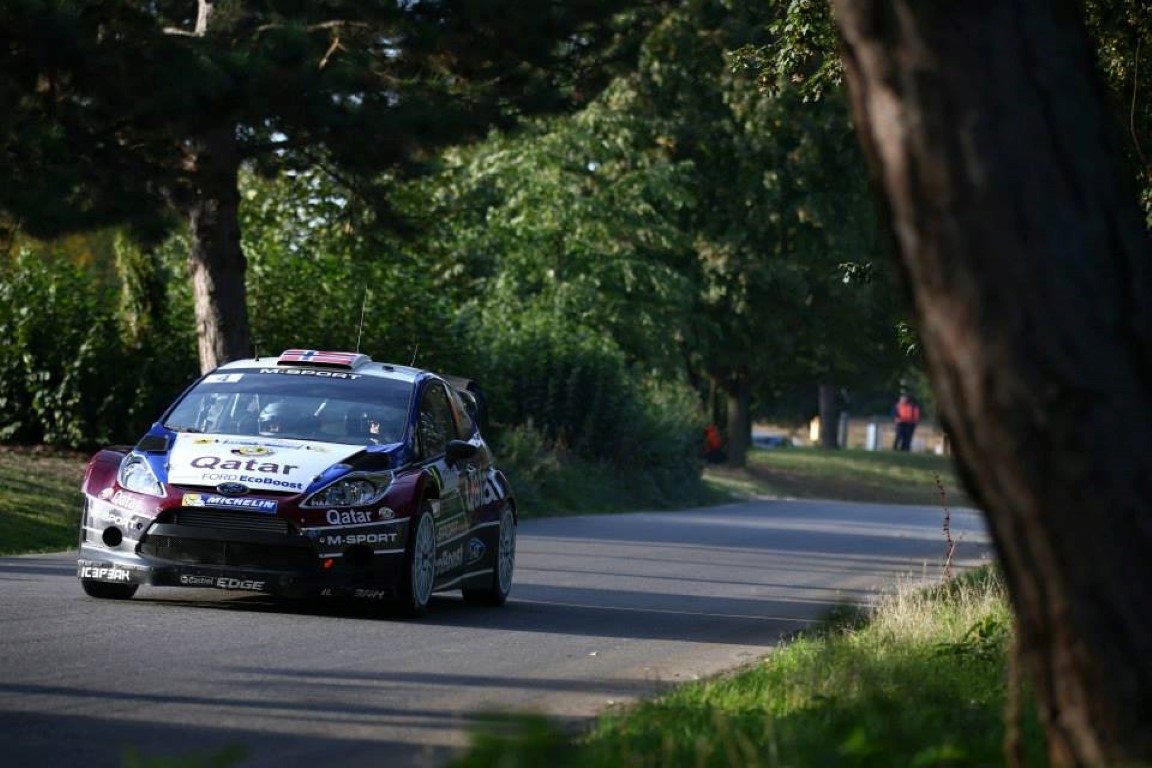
628 0 904 462
405 1 907 464
831 0 1152 764
0 0 655 371
410 88 699 370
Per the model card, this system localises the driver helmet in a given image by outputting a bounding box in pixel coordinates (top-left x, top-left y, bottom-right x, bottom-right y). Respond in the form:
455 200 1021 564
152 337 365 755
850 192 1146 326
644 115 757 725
258 401 296 435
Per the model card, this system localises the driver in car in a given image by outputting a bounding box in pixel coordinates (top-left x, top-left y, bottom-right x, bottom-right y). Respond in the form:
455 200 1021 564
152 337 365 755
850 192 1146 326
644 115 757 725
258 401 308 437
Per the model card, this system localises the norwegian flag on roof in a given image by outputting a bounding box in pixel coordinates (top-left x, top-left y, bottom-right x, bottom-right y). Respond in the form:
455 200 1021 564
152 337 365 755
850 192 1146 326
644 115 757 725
277 349 365 367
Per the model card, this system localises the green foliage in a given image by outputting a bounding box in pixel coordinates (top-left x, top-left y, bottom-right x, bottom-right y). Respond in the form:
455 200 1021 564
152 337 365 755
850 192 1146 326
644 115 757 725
469 311 693 468
449 567 1047 768
0 251 125 445
122 744 247 768
494 385 718 517
238 167 466 371
729 0 843 101
0 246 197 448
1083 0 1152 224
453 715 581 768
739 0 1151 227
407 97 701 374
627 0 909 423
0 0 655 241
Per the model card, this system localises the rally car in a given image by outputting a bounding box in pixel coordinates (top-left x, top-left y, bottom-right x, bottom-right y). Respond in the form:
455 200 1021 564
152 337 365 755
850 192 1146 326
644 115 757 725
77 349 516 616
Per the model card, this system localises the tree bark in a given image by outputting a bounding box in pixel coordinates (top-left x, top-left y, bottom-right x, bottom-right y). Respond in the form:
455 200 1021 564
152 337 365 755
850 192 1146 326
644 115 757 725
830 0 1152 763
184 125 251 373
717 366 751 467
817 382 841 449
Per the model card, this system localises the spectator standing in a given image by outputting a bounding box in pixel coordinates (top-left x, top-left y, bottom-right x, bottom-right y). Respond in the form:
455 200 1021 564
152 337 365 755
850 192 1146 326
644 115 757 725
892 394 921 451
703 424 726 463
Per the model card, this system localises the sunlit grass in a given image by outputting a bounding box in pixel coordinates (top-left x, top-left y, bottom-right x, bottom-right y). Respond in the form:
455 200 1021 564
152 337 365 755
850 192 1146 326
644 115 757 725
0 447 86 554
708 447 975 508
452 568 1046 768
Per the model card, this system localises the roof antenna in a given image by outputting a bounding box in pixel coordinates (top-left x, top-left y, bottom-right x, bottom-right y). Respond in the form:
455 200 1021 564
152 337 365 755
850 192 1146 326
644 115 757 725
410 343 419 367
355 288 369 353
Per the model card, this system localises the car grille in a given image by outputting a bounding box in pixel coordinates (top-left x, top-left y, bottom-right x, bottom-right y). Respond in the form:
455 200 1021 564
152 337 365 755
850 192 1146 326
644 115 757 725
139 509 316 570
170 508 291 534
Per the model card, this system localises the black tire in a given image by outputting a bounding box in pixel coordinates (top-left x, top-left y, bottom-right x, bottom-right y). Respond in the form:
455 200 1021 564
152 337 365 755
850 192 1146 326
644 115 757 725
462 505 516 607
81 580 139 600
397 502 437 617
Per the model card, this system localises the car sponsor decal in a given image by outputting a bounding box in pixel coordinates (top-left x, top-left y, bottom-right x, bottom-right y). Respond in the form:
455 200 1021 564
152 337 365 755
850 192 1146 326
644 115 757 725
183 493 278 514
167 434 361 493
203 373 244 383
434 545 464 576
324 508 381 525
316 530 400 547
436 516 468 544
258 367 362 380
179 574 217 587
466 537 486 564
463 470 484 511
78 563 132 581
110 490 146 512
214 577 266 591
88 501 149 531
192 437 330 452
483 472 510 503
231 445 274 457
304 519 405 552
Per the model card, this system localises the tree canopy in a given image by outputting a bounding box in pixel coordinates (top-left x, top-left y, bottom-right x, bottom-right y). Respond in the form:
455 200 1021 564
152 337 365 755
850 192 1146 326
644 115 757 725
0 0 658 369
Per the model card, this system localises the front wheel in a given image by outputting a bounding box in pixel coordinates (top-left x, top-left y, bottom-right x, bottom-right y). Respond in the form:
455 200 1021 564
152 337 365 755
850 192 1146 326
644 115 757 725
397 503 437 617
462 505 515 607
81 580 139 600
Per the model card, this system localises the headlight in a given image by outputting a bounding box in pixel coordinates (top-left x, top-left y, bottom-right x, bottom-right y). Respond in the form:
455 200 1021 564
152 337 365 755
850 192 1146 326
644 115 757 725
302 472 394 508
118 454 165 497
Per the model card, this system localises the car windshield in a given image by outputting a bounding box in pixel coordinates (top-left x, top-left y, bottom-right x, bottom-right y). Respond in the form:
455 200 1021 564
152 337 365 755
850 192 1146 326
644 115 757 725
162 368 414 446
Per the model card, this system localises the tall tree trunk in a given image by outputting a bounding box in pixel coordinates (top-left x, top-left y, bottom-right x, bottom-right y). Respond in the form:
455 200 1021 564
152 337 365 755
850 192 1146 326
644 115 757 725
717 366 751 468
831 1 1152 764
817 382 841 449
184 125 251 373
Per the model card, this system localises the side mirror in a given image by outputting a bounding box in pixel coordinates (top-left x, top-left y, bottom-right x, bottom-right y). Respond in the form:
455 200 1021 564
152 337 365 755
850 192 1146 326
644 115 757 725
445 440 479 466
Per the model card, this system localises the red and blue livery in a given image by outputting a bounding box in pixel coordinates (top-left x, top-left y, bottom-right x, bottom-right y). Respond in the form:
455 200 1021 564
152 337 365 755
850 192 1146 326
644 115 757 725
76 350 516 616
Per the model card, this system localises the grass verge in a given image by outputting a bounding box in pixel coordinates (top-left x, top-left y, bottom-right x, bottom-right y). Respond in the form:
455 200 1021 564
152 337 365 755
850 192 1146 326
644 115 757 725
0 446 87 555
707 447 975 508
451 567 1044 767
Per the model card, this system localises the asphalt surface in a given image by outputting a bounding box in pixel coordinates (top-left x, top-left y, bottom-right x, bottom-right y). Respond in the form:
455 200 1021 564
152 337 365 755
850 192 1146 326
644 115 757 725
0 499 993 768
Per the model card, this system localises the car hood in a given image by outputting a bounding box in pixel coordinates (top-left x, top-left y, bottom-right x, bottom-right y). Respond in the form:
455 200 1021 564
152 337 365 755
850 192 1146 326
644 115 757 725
165 434 364 494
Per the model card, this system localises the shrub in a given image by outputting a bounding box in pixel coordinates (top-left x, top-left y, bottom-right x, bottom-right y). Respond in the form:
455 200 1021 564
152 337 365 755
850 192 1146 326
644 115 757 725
472 311 707 504
0 248 198 449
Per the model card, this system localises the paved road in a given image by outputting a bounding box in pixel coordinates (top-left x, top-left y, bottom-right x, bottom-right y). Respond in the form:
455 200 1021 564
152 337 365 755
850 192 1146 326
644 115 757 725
0 499 992 768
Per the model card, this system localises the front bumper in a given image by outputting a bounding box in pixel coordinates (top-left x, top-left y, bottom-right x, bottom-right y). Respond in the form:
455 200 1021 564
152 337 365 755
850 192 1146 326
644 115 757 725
77 551 407 600
78 504 411 600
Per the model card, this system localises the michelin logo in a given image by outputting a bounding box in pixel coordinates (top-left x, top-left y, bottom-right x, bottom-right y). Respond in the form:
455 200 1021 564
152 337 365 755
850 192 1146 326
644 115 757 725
183 494 278 513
